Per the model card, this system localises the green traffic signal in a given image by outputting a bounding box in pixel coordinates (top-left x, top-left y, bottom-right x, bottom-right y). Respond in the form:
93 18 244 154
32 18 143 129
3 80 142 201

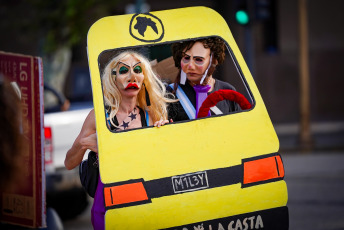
235 10 249 25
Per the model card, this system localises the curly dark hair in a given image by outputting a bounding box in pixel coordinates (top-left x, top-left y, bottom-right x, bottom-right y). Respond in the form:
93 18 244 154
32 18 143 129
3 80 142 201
171 37 226 69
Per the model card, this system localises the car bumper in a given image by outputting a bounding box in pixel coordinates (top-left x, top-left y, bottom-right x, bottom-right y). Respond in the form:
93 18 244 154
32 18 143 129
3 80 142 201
163 206 289 230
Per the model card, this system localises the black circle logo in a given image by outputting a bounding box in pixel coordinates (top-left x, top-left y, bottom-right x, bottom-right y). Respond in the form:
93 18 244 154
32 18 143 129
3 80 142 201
129 13 164 42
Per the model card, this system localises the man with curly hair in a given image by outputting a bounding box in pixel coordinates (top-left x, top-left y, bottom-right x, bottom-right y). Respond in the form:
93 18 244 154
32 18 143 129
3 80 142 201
168 37 240 121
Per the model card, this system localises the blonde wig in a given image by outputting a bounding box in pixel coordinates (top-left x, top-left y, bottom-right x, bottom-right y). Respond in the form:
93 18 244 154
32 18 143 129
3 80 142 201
102 50 175 128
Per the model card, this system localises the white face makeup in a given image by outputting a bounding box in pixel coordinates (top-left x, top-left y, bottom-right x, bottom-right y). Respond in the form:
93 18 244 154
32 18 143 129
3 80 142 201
181 41 211 84
113 55 144 97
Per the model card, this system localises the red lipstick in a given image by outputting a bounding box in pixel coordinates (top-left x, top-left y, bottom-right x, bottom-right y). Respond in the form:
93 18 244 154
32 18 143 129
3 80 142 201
125 83 139 89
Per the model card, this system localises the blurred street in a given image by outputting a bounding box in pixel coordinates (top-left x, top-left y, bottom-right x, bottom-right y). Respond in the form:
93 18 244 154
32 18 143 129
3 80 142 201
62 202 92 230
62 149 344 230
285 151 344 230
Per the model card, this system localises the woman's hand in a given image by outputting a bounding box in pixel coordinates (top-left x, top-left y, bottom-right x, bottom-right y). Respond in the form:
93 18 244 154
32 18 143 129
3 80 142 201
154 119 173 128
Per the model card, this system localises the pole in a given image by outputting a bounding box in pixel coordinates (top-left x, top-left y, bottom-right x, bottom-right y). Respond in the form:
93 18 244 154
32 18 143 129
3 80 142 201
299 0 312 151
244 0 254 74
244 26 254 74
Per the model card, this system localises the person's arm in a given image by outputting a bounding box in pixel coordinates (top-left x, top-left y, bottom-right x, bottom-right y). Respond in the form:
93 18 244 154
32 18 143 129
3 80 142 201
64 109 98 170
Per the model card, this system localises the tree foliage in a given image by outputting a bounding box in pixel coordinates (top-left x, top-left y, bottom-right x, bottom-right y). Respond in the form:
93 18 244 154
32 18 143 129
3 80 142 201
27 0 120 54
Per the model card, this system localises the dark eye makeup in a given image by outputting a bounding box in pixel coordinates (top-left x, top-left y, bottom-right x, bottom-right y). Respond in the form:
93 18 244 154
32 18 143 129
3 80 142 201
119 66 129 74
181 55 205 66
182 55 191 63
134 66 142 73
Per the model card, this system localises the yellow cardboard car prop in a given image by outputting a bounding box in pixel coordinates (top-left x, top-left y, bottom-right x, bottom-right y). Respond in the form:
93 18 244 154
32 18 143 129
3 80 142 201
87 6 288 230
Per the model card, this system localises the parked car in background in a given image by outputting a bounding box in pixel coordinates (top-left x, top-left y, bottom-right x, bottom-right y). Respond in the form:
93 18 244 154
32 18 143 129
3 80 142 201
44 67 93 219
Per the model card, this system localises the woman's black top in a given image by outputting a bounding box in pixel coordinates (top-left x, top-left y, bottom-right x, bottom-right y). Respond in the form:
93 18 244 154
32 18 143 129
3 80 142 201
108 107 147 131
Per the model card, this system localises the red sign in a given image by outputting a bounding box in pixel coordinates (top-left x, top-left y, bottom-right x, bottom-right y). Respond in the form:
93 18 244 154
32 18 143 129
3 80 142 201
0 51 45 228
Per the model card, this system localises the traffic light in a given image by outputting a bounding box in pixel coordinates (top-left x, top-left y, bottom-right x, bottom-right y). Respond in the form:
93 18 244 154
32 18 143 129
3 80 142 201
233 0 278 54
254 0 278 53
254 0 273 21
234 0 250 26
236 9 249 25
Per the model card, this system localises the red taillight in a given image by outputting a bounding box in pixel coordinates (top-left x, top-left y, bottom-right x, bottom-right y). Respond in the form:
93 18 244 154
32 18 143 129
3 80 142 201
44 127 53 164
45 126 52 139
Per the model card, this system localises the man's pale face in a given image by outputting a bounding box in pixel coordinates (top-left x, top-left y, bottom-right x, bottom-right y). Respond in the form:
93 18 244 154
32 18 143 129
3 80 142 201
181 41 211 84
113 55 144 98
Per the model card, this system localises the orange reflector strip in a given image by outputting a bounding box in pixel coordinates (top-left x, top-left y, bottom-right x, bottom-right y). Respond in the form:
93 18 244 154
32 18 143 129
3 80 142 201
104 182 148 208
243 155 284 184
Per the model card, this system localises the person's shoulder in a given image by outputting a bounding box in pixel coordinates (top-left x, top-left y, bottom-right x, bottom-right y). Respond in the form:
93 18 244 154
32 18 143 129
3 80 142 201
166 81 181 93
215 79 236 91
166 83 174 92
88 109 95 117
85 109 96 128
165 83 176 100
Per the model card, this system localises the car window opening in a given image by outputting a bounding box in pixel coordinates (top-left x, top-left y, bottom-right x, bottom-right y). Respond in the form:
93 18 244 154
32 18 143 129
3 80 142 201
98 37 254 132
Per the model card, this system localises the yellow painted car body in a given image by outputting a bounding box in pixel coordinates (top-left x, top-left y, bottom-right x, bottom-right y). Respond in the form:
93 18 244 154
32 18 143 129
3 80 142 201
87 6 288 230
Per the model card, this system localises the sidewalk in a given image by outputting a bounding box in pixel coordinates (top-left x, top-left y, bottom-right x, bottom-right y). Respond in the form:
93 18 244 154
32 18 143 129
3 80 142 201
273 121 344 151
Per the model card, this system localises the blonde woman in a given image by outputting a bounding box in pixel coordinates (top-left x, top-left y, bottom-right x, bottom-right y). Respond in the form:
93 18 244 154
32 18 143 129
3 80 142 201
65 50 174 230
